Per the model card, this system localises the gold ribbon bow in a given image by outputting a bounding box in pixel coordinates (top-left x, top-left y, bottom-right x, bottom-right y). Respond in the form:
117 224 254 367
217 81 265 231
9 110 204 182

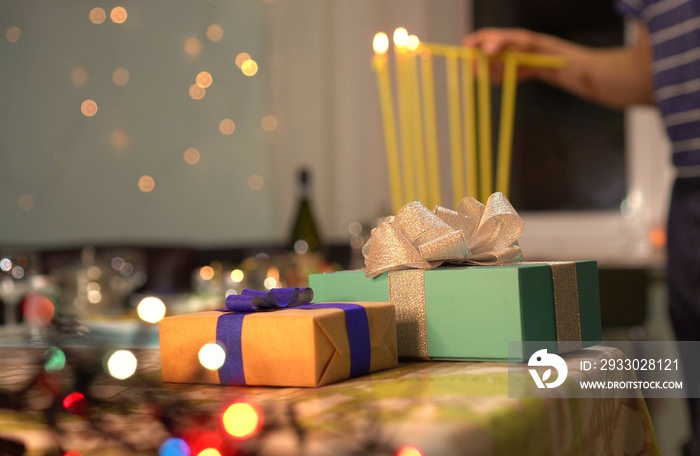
363 192 524 278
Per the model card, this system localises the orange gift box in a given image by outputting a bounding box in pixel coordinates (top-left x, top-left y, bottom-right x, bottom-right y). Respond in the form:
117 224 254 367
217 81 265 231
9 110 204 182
159 301 397 387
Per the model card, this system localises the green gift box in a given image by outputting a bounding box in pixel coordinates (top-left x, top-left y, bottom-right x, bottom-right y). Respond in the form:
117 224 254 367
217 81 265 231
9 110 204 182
309 261 602 361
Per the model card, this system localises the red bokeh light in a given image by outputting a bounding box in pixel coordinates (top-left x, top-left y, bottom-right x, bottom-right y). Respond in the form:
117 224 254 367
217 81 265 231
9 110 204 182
62 391 87 415
21 292 55 326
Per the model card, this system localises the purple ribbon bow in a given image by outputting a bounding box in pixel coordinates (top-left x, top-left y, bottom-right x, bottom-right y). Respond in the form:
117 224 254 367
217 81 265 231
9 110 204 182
225 287 314 311
217 287 371 385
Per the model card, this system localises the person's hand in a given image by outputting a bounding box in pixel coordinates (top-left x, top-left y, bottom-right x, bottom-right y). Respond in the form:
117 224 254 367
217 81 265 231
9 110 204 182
463 28 568 83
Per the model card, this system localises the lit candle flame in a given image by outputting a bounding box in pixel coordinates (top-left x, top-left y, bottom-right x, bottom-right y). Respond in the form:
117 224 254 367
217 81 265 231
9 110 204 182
393 27 408 48
407 34 420 52
373 32 389 54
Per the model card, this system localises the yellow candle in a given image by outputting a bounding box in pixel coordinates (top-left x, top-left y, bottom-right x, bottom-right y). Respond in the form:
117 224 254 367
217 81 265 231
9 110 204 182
496 51 518 197
407 35 428 205
420 48 441 207
373 32 402 213
446 50 464 207
393 27 415 202
461 50 478 200
476 51 493 202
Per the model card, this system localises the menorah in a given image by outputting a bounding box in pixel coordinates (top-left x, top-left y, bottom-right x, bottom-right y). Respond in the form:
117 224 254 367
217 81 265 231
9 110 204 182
372 28 567 212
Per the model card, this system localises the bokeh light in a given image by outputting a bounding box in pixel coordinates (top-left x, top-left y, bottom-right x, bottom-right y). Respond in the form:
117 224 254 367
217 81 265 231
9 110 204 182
72 66 89 86
89 7 106 24
17 193 34 211
247 174 263 191
137 296 166 324
263 277 277 289
198 343 226 370
235 52 251 68
241 59 258 76
112 68 130 85
650 227 666 249
393 27 409 47
188 433 222 456
196 71 213 89
184 148 201 165
184 36 202 57
63 391 87 414
219 118 235 135
373 32 389 54
189 84 206 100
64 450 83 456
110 128 130 150
81 99 98 117
230 269 244 283
106 350 138 380
5 26 21 43
22 292 55 327
138 175 155 193
110 7 128 24
159 437 190 456
395 445 424 456
407 34 420 51
221 402 262 440
199 266 214 281
261 115 278 131
43 347 66 372
197 449 221 456
206 24 223 42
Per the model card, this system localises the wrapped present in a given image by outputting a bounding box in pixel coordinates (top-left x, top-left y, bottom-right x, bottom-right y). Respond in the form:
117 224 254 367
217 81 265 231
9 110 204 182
159 288 397 387
309 194 602 361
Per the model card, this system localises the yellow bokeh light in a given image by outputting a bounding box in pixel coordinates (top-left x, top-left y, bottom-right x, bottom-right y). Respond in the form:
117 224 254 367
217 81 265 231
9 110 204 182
235 52 251 68
112 68 130 86
72 66 89 87
241 59 258 76
138 175 155 193
393 27 409 48
248 174 264 191
219 118 236 135
230 269 244 283
106 350 138 380
222 402 262 440
18 193 34 211
373 32 389 54
198 343 226 370
110 128 130 150
206 24 224 42
196 71 213 89
6 26 21 43
407 34 420 51
200 265 215 281
198 449 221 456
396 445 424 456
89 7 106 24
184 147 201 165
137 296 166 324
189 84 206 100
184 36 202 57
110 6 128 24
81 99 98 117
261 115 278 132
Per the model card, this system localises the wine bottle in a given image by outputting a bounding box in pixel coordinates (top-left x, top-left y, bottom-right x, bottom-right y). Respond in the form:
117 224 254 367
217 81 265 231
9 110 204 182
288 168 322 254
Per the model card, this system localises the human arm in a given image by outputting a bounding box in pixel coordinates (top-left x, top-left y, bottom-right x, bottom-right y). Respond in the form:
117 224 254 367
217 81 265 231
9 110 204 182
463 22 655 108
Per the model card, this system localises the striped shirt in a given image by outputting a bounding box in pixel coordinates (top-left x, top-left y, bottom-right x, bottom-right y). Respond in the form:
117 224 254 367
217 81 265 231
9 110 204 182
616 0 700 172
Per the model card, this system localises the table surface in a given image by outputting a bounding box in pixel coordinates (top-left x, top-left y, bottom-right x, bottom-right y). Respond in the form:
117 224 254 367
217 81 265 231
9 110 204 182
0 341 660 456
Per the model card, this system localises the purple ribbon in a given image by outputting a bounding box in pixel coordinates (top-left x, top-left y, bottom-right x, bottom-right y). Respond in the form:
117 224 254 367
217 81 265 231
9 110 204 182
216 288 371 385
